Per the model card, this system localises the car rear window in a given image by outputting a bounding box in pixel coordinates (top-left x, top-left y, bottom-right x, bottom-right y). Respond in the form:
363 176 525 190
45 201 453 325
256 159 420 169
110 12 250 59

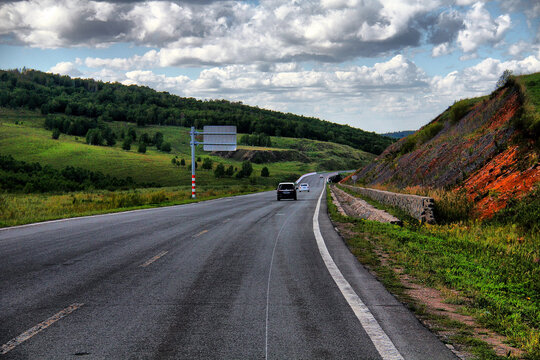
301 183 308 186
279 184 295 190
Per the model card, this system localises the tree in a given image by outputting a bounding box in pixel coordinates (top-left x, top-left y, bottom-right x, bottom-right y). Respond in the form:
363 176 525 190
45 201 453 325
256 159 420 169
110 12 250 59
140 133 151 144
138 142 146 153
225 165 234 177
171 157 177 165
127 127 137 141
180 158 185 166
236 160 253 178
122 138 132 150
160 142 171 152
241 160 253 177
153 132 164 149
86 128 103 145
261 166 270 177
214 163 225 178
496 69 513 89
52 128 60 139
202 157 213 170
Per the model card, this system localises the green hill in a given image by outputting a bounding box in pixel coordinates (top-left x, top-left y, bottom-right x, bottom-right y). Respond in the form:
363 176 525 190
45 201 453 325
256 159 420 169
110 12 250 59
0 108 374 189
0 68 393 154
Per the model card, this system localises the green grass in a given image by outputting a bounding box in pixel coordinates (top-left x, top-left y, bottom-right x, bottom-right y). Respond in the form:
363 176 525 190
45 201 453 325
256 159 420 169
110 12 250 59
0 184 270 228
326 185 540 359
0 108 373 188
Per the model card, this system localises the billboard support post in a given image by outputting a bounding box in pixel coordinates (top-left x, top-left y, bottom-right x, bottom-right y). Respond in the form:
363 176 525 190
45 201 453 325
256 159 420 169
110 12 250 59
191 127 196 199
189 126 236 199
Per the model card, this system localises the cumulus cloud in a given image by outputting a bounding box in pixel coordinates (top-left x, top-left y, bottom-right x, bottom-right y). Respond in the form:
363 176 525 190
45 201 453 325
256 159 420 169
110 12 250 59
49 61 82 76
432 42 452 57
457 2 511 53
0 0 440 63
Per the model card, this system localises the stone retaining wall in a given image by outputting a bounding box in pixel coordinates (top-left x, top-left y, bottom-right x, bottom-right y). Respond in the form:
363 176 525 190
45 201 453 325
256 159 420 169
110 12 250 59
330 186 402 225
339 184 436 224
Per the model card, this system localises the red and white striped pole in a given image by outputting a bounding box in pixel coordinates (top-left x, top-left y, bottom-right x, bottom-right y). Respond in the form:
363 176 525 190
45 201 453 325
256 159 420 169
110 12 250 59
191 126 196 199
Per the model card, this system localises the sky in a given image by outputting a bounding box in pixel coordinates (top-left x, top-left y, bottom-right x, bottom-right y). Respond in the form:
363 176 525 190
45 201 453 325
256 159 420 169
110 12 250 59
0 0 539 133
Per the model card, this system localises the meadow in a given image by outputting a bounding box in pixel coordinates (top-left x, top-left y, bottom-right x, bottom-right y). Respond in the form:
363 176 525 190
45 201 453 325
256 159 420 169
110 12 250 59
329 185 539 359
0 108 374 225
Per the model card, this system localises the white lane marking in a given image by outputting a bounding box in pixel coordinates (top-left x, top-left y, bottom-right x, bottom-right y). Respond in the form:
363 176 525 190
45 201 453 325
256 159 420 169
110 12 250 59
140 251 168 267
0 303 84 355
193 229 208 238
265 205 297 360
313 188 404 360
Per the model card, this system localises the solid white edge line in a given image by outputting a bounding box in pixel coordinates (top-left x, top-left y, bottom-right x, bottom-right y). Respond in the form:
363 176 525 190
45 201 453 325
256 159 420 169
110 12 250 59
313 186 404 360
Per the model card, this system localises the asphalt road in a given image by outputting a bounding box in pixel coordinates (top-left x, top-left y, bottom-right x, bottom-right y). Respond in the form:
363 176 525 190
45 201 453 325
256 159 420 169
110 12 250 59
0 174 457 359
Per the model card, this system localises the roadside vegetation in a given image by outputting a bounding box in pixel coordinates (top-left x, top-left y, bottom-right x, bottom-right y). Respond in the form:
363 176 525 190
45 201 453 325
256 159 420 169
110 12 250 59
0 185 267 228
327 185 539 359
0 107 373 226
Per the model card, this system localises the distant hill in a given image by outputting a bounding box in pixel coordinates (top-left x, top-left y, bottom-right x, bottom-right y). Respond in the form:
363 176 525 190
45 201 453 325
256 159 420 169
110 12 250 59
0 68 393 155
380 130 415 139
347 72 540 219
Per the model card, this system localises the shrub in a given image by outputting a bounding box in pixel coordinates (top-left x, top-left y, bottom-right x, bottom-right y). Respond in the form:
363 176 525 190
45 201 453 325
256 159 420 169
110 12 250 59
160 142 171 152
490 185 540 235
261 166 270 177
153 132 164 149
214 163 225 178
417 121 444 144
225 165 234 177
122 138 132 151
138 142 146 153
433 189 473 224
236 160 253 178
202 157 213 170
450 99 473 123
51 128 60 139
86 128 103 145
127 128 137 141
180 158 185 166
399 136 416 155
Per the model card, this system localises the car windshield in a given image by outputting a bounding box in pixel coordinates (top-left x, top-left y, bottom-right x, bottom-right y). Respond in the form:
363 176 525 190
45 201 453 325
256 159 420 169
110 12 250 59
279 184 295 190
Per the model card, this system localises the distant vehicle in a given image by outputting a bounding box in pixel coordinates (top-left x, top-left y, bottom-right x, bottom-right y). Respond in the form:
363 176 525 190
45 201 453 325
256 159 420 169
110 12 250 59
277 182 297 201
319 174 324 178
298 183 310 192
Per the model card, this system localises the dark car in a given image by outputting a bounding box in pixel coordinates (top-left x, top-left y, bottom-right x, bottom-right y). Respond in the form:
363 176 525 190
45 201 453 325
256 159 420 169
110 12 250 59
277 182 297 201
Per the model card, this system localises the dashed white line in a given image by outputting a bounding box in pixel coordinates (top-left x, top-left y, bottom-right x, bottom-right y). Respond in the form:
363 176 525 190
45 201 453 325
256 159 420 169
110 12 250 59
140 251 168 267
193 229 208 238
0 303 84 355
313 187 404 360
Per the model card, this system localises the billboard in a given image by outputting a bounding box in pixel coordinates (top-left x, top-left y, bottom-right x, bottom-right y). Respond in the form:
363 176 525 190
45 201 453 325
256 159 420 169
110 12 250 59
203 126 237 151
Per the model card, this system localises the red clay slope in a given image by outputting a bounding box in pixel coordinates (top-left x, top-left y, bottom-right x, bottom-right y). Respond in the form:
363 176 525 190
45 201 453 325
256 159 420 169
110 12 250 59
349 78 539 219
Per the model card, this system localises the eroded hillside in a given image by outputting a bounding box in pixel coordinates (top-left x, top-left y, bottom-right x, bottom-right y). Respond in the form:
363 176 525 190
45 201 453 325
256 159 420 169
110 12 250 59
348 73 540 219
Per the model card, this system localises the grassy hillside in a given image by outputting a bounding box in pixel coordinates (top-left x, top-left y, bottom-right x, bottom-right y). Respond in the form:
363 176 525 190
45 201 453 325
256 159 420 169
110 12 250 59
0 108 374 188
0 68 394 154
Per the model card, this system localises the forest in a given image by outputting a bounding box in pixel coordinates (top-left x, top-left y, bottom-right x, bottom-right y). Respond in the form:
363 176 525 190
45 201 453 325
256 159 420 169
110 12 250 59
0 68 393 154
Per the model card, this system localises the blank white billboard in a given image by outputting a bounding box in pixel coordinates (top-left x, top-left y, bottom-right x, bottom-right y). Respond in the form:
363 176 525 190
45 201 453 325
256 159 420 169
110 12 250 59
203 126 237 151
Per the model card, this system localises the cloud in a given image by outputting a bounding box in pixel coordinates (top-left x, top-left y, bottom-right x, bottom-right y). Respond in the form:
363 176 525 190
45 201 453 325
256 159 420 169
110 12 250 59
432 42 452 57
426 9 464 45
498 0 540 20
457 2 511 53
0 0 441 63
48 61 82 76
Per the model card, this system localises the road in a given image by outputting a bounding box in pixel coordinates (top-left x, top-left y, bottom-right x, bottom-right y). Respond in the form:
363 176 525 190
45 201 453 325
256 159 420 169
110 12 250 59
0 174 457 359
